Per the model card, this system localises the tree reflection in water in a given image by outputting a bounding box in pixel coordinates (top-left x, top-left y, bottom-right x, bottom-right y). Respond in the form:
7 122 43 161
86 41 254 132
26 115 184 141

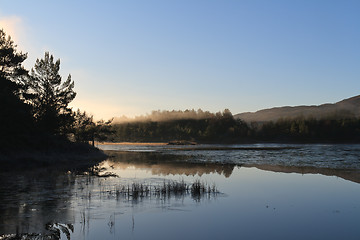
1 148 360 239
0 151 227 239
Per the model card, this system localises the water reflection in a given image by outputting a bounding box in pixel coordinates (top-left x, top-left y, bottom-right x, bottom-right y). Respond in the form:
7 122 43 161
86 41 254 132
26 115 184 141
104 150 235 177
0 170 76 236
104 150 360 184
0 154 222 238
1 146 360 239
247 164 360 184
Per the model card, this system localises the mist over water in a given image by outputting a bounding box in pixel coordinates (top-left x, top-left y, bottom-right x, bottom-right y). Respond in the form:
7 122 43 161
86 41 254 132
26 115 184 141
112 109 220 123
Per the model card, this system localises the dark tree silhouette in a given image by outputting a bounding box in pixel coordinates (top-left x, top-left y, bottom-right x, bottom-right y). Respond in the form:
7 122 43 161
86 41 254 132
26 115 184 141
0 29 33 145
0 29 28 86
72 109 94 143
72 110 114 146
0 30 105 166
92 119 114 145
29 52 76 134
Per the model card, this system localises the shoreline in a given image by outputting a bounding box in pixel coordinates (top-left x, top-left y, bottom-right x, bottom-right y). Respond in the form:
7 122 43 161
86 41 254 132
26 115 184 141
0 143 108 172
95 141 168 146
95 140 360 145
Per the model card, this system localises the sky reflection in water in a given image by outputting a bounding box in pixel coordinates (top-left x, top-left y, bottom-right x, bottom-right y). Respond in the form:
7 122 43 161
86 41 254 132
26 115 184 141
1 144 360 240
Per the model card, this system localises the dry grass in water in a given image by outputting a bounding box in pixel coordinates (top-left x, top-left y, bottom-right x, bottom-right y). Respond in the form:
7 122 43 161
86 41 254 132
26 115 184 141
104 180 219 201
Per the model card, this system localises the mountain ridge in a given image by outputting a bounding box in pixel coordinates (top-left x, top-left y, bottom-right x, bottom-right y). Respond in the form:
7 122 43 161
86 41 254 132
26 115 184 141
234 95 360 123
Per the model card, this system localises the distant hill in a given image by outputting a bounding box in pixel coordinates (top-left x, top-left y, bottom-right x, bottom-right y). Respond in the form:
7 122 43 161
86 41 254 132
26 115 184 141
234 95 360 123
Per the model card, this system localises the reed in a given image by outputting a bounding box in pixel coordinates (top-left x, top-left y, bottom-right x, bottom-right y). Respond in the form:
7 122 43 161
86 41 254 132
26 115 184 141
110 179 218 201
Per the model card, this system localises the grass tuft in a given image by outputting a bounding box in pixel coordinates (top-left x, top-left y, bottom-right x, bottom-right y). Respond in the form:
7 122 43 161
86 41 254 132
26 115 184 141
108 179 218 201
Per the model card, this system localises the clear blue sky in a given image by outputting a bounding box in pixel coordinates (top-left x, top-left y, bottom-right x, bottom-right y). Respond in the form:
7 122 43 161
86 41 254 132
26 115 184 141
1 0 359 119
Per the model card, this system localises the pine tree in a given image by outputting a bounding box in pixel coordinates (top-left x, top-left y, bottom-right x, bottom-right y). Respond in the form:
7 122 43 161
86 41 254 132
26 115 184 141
30 52 76 134
0 29 28 83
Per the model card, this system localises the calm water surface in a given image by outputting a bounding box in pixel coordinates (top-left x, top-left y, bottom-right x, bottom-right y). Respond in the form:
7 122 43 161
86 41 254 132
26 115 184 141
1 144 360 239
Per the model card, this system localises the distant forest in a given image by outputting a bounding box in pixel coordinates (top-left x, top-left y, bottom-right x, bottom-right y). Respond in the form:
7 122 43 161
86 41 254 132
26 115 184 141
252 116 360 143
109 109 248 143
106 109 360 143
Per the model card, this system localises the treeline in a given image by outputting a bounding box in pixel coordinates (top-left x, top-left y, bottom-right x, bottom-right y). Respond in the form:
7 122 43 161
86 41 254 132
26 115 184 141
108 109 249 143
0 29 105 154
105 111 360 143
252 116 360 143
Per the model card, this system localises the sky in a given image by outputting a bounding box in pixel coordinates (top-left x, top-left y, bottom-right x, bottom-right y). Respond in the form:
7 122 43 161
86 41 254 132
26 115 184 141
0 0 359 120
